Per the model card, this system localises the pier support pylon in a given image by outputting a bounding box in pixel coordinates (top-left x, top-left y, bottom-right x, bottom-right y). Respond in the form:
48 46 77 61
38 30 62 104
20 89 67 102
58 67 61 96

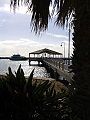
29 59 31 66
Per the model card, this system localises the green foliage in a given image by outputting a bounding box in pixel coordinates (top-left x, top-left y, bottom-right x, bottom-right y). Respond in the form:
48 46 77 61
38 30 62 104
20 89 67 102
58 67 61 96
0 65 70 120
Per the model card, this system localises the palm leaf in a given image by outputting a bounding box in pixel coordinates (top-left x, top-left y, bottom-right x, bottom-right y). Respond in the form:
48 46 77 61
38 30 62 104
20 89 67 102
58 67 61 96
32 80 51 97
46 83 55 97
15 64 26 92
10 0 75 31
26 69 34 96
10 0 52 33
6 67 16 90
54 0 74 27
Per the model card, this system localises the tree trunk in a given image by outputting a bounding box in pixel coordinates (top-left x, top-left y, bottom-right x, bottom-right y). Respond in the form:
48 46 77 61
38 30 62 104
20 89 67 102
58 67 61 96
71 1 90 120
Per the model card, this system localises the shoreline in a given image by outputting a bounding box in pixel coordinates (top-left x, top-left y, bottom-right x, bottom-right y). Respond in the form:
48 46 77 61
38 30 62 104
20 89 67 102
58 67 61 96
33 77 68 92
0 75 68 93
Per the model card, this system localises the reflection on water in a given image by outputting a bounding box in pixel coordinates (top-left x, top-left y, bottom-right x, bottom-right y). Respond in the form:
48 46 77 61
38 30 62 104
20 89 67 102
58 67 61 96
0 59 50 78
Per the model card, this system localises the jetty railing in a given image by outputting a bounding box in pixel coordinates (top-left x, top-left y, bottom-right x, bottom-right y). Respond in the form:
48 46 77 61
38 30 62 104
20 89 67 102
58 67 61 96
29 57 73 82
42 58 73 82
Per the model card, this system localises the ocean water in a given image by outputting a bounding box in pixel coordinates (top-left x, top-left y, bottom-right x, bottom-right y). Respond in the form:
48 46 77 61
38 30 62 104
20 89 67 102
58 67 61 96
0 59 50 78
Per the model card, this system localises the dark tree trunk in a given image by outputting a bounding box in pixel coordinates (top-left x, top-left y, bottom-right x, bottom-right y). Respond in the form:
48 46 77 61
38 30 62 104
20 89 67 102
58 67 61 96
71 1 90 119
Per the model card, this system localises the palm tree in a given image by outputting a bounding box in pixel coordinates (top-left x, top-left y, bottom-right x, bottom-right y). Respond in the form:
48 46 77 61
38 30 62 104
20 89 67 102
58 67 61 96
10 0 90 119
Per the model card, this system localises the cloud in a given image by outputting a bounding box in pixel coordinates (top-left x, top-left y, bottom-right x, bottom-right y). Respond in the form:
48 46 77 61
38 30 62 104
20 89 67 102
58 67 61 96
0 38 38 46
0 3 29 15
46 32 68 39
0 19 6 26
0 38 73 57
0 4 10 12
0 0 73 57
0 38 63 56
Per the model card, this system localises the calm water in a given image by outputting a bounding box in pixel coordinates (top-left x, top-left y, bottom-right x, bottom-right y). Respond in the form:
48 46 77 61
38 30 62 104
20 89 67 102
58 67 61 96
0 59 50 78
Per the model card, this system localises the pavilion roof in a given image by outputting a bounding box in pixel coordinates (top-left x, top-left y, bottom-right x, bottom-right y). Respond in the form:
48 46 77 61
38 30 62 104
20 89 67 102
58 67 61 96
29 48 62 55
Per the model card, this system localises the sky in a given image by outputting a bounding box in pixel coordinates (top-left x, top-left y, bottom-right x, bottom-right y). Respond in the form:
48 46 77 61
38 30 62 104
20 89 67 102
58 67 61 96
0 0 73 57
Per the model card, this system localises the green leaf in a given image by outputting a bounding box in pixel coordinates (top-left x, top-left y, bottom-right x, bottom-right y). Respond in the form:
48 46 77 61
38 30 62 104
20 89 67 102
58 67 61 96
26 69 35 96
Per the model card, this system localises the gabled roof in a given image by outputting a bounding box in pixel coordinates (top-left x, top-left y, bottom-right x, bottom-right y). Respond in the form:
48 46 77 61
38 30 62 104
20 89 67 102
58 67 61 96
29 48 62 55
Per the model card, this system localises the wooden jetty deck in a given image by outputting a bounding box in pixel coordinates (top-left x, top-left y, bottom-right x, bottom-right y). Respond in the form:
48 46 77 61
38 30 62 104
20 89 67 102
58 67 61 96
29 48 73 83
42 58 73 82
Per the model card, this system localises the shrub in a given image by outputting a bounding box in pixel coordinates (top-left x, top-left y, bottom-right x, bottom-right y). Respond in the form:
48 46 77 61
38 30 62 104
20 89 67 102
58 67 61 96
0 65 70 120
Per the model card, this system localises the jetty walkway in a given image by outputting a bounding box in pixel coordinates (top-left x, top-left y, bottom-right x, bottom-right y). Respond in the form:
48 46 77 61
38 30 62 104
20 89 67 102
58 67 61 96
29 48 73 83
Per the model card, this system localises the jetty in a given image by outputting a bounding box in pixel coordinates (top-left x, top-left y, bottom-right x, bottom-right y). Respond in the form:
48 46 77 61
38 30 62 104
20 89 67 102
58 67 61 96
29 48 73 83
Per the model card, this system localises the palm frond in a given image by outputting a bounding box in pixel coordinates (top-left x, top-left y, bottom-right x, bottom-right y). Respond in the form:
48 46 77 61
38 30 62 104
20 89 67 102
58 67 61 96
29 0 52 33
26 69 34 96
10 0 74 30
54 0 75 27
10 0 52 33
